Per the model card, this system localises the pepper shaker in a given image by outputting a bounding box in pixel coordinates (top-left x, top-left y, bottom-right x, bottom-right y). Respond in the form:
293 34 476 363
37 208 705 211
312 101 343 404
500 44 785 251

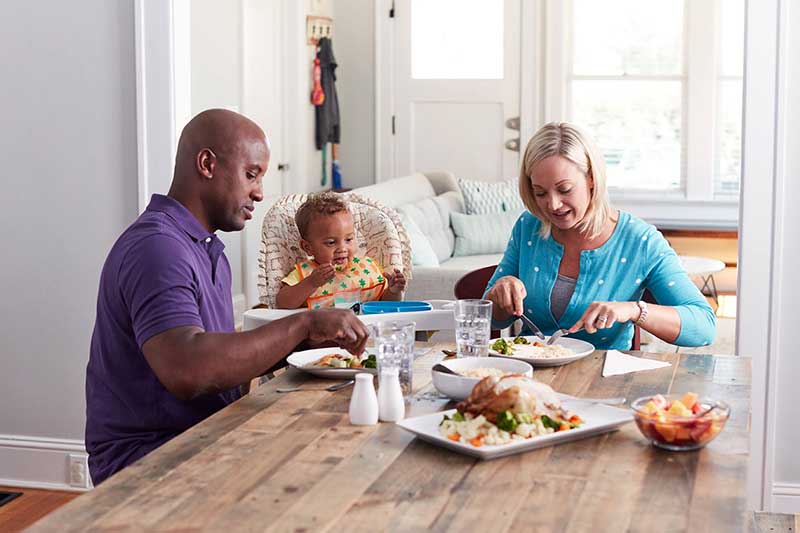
349 373 378 425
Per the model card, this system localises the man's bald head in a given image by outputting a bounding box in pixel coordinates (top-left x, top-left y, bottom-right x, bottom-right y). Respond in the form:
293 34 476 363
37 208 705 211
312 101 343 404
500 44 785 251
175 109 269 176
170 109 270 233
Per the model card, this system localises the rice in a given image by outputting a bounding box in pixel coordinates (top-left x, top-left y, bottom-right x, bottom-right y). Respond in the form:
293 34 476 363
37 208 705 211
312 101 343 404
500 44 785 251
513 344 573 359
439 414 554 446
459 367 509 379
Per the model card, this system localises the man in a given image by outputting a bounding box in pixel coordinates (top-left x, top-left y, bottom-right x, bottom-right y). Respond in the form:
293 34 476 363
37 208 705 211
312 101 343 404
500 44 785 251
85 109 368 485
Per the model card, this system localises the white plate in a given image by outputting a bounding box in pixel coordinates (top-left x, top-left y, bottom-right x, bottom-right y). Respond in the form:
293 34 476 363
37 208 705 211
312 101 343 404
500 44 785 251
286 347 377 379
397 401 633 460
488 336 595 367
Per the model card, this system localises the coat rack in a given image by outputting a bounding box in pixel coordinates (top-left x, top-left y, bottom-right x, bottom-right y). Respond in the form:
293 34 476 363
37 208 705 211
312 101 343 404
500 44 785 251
306 16 333 45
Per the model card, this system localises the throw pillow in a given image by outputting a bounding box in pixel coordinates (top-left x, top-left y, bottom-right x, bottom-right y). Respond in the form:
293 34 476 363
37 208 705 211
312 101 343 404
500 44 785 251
451 210 523 256
458 177 525 215
398 213 440 267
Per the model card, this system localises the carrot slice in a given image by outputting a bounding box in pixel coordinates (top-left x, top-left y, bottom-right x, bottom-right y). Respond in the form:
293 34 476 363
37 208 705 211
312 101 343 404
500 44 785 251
559 423 571 431
469 436 483 447
447 433 461 441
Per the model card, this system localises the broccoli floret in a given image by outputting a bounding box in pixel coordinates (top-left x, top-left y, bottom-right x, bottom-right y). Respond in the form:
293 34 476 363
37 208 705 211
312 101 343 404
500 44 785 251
362 354 377 368
452 411 466 422
491 338 513 355
496 410 518 432
512 336 530 345
540 415 561 430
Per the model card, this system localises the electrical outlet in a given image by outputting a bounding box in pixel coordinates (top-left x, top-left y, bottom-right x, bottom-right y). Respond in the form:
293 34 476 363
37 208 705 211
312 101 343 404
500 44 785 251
68 454 88 488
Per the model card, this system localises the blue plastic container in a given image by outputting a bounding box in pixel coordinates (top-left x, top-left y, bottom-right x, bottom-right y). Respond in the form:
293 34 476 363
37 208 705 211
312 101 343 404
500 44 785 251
360 301 432 315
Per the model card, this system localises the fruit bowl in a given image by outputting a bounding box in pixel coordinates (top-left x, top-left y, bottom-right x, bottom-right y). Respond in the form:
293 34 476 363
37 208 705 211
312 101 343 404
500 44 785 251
631 393 730 451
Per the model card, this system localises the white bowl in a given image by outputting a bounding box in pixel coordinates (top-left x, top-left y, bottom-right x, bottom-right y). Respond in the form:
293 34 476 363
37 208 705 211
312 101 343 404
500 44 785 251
431 357 534 401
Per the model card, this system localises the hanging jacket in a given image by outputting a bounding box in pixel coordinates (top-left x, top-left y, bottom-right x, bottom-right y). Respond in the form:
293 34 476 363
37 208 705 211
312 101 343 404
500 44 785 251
315 37 340 150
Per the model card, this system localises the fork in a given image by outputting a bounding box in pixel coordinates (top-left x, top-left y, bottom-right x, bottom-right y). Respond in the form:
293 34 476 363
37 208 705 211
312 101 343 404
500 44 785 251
277 380 355 393
546 327 584 345
517 314 546 341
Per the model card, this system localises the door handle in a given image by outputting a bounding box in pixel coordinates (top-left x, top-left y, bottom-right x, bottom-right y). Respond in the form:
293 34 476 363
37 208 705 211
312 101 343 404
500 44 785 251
505 116 520 131
504 138 520 152
277 163 290 171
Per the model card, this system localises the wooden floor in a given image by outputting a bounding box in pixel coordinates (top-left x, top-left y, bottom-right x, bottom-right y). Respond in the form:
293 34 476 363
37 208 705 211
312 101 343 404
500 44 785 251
0 486 79 532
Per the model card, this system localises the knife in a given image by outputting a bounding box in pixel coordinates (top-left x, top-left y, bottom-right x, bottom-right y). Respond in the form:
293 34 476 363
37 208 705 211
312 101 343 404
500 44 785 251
517 313 546 341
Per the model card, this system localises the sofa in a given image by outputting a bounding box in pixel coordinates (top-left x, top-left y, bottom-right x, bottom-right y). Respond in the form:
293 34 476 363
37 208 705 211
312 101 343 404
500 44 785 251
351 172 515 302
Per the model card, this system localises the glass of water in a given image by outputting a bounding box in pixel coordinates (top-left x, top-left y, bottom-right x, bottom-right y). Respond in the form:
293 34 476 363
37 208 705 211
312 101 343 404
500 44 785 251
454 299 492 358
370 320 415 400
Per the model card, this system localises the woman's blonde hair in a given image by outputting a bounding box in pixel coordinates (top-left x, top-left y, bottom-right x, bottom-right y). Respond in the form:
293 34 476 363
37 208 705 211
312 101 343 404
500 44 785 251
519 122 612 239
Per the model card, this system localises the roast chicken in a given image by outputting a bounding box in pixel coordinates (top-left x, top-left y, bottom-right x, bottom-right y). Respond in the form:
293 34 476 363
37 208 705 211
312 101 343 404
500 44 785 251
456 375 569 424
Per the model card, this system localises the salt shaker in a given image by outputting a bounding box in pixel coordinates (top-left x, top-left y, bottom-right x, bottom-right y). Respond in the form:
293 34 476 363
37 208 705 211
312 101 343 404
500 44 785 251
349 373 378 425
378 368 405 422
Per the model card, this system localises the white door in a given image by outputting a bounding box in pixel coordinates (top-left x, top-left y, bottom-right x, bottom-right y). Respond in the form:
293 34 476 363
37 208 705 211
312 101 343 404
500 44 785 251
392 0 521 181
173 0 288 311
241 0 288 308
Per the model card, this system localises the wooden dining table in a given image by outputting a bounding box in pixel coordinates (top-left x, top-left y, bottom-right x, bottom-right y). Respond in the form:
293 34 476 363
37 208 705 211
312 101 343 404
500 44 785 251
31 344 751 532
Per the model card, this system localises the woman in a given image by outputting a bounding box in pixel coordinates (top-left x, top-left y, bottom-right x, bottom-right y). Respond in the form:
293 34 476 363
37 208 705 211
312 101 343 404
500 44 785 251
484 122 715 350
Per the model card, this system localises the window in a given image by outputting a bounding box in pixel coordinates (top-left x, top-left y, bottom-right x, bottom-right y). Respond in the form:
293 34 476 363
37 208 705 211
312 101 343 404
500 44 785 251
411 0 504 79
546 0 744 210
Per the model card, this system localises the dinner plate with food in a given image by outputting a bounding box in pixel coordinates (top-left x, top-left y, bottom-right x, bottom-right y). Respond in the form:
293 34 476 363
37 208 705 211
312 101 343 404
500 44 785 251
398 375 632 459
488 335 595 367
286 347 377 378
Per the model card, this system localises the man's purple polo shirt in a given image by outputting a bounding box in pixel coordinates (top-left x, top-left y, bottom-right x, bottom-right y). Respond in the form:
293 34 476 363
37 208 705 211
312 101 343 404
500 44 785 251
86 194 240 485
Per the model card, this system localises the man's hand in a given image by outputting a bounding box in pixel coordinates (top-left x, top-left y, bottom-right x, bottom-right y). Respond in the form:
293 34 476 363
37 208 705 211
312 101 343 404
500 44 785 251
308 263 336 288
306 308 370 355
385 268 407 295
484 275 527 319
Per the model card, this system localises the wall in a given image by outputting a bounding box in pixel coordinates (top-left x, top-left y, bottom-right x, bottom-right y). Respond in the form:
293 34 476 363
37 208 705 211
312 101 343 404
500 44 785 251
331 0 376 188
0 0 137 489
738 0 800 512
771 0 800 511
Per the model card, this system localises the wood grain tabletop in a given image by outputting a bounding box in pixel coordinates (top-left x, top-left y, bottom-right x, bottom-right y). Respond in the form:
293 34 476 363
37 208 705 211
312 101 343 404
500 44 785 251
30 344 751 532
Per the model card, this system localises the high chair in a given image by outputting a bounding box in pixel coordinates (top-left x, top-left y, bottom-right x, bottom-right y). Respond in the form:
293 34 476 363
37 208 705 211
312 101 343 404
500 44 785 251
257 192 412 309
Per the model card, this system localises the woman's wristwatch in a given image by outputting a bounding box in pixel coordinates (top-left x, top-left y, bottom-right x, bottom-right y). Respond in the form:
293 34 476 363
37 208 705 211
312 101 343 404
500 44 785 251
635 300 649 326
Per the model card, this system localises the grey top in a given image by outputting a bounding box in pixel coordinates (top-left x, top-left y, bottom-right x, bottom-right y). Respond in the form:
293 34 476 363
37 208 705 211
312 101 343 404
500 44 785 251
550 274 577 321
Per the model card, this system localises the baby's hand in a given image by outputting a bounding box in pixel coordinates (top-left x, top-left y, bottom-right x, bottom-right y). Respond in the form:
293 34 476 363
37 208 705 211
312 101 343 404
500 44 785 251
386 268 407 294
308 263 336 287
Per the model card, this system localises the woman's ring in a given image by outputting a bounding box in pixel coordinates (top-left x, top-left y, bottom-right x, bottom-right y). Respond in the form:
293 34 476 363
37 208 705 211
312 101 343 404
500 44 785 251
596 315 608 325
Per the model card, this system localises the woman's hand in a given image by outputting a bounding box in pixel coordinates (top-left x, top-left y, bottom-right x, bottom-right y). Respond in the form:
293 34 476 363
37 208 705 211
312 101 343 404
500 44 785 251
484 275 527 320
569 301 640 334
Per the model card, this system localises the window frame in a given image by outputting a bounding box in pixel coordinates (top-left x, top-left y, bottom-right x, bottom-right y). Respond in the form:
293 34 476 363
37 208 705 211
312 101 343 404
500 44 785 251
541 0 740 228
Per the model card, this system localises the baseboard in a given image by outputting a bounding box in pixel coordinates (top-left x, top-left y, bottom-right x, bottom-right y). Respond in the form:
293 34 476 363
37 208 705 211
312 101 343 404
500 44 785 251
771 483 800 513
0 435 92 492
233 293 247 330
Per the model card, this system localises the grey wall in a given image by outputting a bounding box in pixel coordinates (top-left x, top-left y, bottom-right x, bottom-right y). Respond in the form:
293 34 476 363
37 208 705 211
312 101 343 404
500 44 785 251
774 0 800 489
332 0 376 188
0 1 138 439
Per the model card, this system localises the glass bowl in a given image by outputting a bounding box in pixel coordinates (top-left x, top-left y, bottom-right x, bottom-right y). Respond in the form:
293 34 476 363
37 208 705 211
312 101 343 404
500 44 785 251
631 394 730 451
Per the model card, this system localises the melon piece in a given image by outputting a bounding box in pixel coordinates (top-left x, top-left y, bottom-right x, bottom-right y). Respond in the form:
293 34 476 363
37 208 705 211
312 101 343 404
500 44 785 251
655 421 677 442
681 392 699 410
643 400 660 416
668 400 692 417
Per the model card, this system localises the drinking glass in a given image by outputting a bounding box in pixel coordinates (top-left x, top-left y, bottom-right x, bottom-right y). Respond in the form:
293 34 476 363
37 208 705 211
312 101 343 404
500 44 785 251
454 299 492 358
370 320 415 400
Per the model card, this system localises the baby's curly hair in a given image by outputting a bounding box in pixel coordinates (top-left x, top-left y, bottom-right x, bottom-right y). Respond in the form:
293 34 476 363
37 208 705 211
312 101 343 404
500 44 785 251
295 192 351 238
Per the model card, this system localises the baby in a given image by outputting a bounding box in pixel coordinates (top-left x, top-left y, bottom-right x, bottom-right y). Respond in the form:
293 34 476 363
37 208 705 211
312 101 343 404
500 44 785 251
276 192 407 309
